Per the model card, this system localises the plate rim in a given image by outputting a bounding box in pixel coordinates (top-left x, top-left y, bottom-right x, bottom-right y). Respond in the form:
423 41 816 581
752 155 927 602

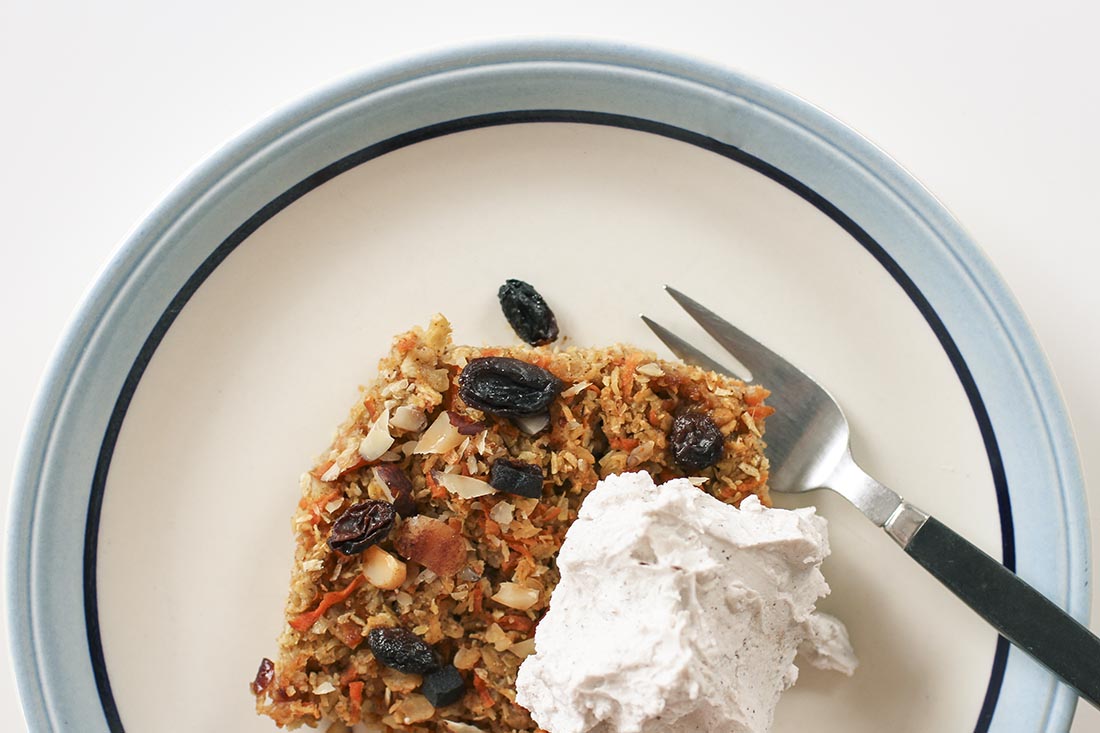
6 39 1088 732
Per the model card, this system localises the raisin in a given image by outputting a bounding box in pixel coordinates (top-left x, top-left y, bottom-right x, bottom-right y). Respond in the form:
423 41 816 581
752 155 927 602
327 500 395 556
250 657 274 695
421 664 466 707
373 465 418 518
367 627 439 674
458 357 564 417
488 459 544 499
498 279 559 346
669 412 725 471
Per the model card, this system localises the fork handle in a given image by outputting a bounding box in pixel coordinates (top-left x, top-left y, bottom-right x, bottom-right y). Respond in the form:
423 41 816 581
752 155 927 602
887 505 1100 708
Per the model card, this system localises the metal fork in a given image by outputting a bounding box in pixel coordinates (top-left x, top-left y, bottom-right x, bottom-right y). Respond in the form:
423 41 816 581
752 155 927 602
643 286 1100 708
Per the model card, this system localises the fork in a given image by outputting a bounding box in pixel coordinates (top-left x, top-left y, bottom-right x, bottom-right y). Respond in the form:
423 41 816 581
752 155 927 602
643 286 1100 708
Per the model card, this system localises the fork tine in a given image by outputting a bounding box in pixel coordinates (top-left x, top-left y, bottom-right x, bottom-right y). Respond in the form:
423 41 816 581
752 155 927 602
664 285 798 382
639 315 743 379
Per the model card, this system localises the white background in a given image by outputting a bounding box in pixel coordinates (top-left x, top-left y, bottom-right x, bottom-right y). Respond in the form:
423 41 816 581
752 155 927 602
1 1 1097 731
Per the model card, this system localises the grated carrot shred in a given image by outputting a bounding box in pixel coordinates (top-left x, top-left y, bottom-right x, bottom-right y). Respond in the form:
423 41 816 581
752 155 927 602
744 386 770 406
472 671 495 708
749 404 776 420
620 355 642 396
505 539 534 564
425 471 448 500
310 460 335 480
288 574 365 632
609 436 639 451
348 680 364 721
306 490 343 525
647 407 662 427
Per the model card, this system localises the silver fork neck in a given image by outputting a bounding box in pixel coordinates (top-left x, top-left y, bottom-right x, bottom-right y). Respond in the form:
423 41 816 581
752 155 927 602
826 452 904 526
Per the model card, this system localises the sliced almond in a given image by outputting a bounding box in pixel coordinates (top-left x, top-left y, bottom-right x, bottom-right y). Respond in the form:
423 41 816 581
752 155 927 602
359 407 394 461
362 546 407 590
433 471 497 500
413 412 465 454
390 405 427 433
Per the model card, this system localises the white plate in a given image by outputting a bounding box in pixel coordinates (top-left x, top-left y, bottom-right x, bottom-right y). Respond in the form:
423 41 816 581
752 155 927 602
8 41 1087 732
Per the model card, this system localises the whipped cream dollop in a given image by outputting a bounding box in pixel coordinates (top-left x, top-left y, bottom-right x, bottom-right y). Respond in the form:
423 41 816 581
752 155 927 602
515 472 855 733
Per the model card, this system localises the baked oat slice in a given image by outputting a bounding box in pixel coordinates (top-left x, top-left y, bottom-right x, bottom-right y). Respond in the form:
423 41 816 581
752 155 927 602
252 315 773 731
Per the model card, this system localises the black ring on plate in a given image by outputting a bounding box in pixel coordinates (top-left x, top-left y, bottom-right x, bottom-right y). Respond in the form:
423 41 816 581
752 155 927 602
83 109 1014 732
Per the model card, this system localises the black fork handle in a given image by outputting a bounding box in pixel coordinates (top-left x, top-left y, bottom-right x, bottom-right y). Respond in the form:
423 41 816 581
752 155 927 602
900 514 1100 707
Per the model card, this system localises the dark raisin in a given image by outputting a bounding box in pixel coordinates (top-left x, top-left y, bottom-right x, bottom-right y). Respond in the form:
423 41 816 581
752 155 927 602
498 279 559 346
488 459 544 498
669 412 725 471
327 500 395 556
421 664 466 707
447 410 487 435
458 357 564 417
250 657 275 695
367 627 439 674
373 466 417 518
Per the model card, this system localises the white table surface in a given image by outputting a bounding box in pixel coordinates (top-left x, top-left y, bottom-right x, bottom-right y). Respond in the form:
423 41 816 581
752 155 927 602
2 1 1097 730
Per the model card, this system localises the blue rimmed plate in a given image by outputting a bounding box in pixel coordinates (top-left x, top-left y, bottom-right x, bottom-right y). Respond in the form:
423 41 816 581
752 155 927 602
7 41 1087 732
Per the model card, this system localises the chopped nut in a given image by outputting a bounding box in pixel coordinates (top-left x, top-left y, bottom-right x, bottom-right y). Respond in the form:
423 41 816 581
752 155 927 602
380 666 423 694
484 623 512 652
507 638 537 659
394 693 435 724
395 516 468 577
313 680 337 694
448 410 487 435
513 412 550 435
491 582 539 611
636 362 665 377
362 546 407 590
489 501 515 528
453 646 481 670
457 567 481 583
372 465 417 517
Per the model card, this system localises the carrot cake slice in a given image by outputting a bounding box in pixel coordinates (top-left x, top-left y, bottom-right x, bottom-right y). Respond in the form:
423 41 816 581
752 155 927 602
252 314 773 731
